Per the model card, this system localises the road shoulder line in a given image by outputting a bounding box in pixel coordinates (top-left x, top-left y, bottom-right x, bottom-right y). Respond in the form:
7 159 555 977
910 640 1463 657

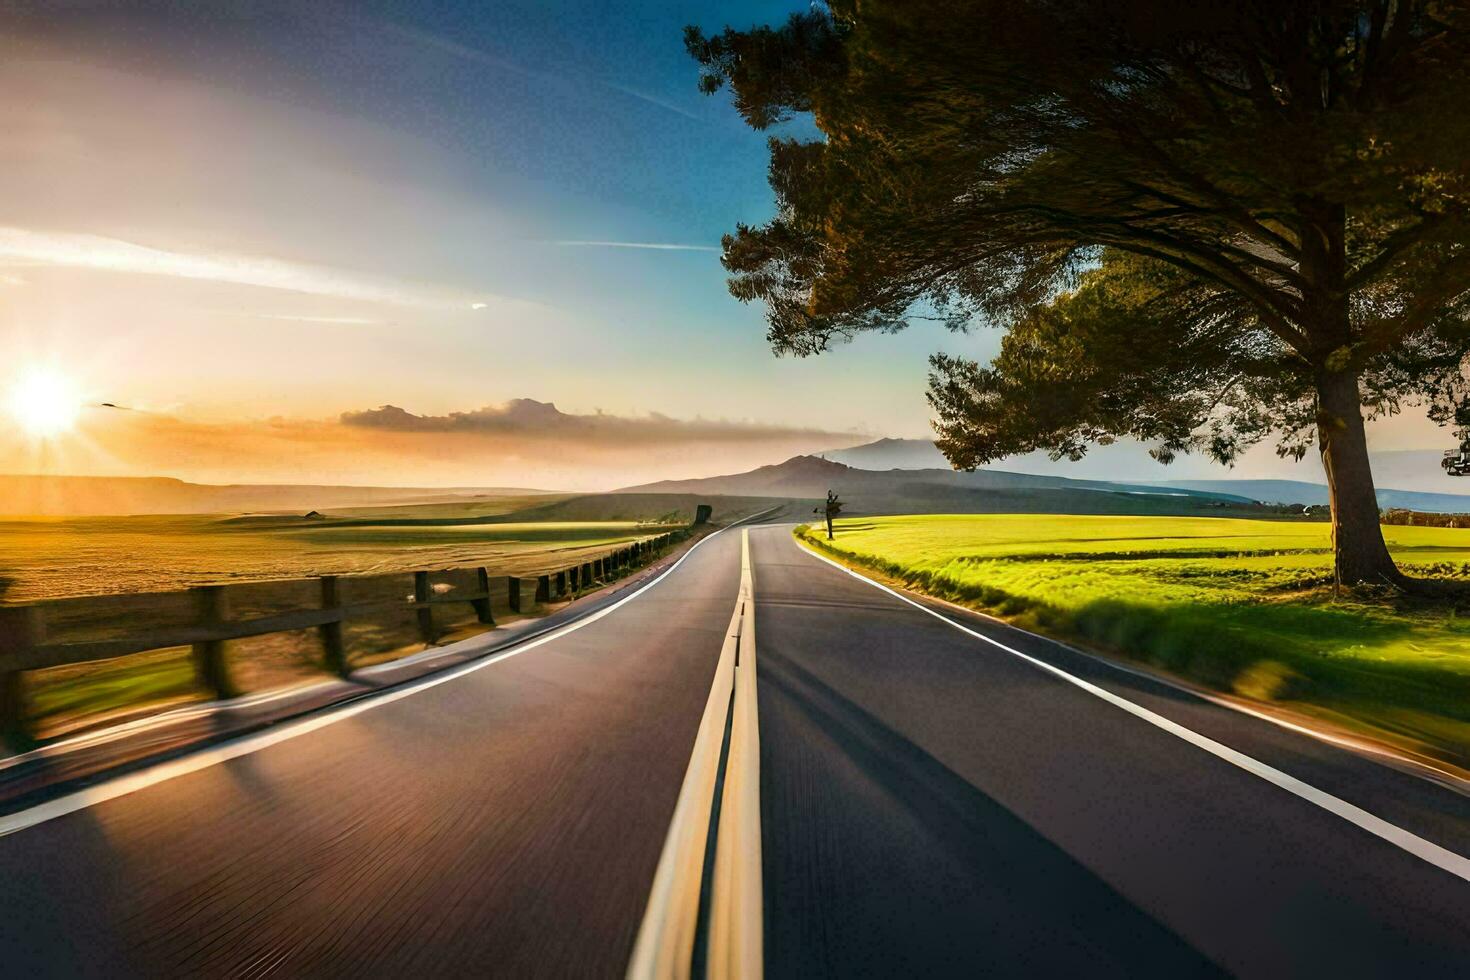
794 536 1470 884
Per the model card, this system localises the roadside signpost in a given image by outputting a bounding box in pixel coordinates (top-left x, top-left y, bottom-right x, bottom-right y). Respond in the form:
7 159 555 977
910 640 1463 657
814 490 843 540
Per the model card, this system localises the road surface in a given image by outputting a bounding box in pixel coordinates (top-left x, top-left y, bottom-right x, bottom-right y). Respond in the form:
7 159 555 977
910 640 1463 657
0 520 1468 977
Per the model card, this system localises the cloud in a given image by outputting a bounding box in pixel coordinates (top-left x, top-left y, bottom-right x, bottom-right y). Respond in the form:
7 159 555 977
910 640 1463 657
0 399 860 491
340 398 848 446
382 22 702 120
0 226 506 311
245 313 383 325
601 82 704 121
189 309 383 325
551 240 721 252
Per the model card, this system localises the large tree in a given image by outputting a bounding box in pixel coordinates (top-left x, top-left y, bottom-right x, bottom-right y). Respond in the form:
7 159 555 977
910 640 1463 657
687 1 1470 588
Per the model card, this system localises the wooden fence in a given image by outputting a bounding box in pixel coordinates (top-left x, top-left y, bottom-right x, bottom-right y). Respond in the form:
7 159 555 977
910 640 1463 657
0 531 680 747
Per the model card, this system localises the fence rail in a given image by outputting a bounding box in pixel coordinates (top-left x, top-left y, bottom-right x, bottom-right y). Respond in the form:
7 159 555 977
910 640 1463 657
0 530 681 747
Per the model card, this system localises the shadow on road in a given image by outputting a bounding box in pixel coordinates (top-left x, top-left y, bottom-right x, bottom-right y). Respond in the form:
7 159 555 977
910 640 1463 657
759 650 1223 978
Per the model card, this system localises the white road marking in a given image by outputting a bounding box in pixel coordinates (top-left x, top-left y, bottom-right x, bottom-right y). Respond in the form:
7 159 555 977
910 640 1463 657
0 512 773 839
816 563 1470 793
794 536 1470 884
629 529 763 980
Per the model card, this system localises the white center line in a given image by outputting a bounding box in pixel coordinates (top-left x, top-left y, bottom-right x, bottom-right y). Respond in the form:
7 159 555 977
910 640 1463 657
629 528 763 980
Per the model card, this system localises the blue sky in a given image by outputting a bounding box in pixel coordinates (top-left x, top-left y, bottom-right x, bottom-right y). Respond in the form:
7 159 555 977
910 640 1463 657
0 2 961 422
0 0 1455 489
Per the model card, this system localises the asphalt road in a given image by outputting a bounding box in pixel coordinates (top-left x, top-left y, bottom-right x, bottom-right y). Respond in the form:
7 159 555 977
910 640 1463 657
0 527 744 978
750 524 1470 978
1 519 1469 977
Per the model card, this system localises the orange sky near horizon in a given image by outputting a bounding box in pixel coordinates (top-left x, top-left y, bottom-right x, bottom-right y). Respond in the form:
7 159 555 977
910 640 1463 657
0 392 867 492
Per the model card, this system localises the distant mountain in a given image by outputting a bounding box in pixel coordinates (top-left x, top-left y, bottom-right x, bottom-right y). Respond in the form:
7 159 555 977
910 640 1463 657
1151 479 1470 514
829 438 1470 514
0 475 553 517
826 438 950 470
621 455 864 498
616 455 1265 517
624 454 1244 500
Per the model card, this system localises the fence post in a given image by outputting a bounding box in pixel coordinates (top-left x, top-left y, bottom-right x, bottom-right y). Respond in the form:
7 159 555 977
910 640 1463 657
414 571 438 645
508 576 523 614
320 576 349 677
536 575 551 603
192 585 238 699
0 606 41 749
473 567 495 625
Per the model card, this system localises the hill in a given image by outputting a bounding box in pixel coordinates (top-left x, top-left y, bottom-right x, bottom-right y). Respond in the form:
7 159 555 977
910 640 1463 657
826 437 950 470
830 438 1470 514
0 475 554 517
616 455 1268 517
274 493 785 528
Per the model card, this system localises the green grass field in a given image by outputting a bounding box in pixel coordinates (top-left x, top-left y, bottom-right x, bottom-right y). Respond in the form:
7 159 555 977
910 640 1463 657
796 514 1470 768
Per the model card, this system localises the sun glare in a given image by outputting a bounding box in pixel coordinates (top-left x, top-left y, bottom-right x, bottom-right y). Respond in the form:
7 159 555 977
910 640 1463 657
8 368 82 438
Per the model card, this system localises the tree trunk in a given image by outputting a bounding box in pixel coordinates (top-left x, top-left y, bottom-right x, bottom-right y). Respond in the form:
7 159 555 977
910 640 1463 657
1316 368 1402 588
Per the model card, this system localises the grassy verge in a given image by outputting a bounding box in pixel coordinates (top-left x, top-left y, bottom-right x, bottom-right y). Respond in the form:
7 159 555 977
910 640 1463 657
795 514 1470 770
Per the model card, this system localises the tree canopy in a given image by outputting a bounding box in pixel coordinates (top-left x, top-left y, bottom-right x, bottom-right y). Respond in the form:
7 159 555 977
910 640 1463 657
688 0 1470 586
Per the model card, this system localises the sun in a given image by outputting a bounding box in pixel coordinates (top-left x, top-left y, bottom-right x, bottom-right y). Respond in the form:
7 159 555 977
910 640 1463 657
8 368 82 438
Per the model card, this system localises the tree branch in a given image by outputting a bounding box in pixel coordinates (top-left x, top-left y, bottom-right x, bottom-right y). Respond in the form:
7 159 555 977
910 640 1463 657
1087 93 1304 259
1356 250 1470 359
1345 214 1443 290
1103 236 1311 352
